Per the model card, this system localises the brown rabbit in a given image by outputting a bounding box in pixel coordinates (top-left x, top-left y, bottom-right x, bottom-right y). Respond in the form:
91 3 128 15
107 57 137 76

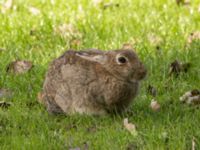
40 49 147 115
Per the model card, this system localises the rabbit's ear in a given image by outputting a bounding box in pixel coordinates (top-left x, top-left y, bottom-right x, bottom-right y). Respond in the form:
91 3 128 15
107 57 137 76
76 53 107 64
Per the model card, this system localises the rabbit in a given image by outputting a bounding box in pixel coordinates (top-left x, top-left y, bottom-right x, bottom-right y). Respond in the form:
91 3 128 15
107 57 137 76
40 48 147 115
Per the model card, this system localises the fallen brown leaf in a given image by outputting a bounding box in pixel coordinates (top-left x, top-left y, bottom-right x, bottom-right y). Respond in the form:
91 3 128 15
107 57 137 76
0 88 13 99
150 99 160 111
176 0 190 5
122 43 133 50
87 125 97 133
198 5 200 13
70 39 82 48
169 60 181 76
147 85 157 97
82 142 89 150
103 2 120 9
187 95 200 105
30 28 37 36
26 101 38 108
190 89 200 96
6 60 33 74
3 0 13 9
168 60 191 77
180 90 200 105
187 31 200 44
122 38 139 50
148 33 163 46
1 0 13 13
66 123 77 131
180 90 192 102
37 92 45 104
54 23 82 39
176 0 184 5
92 0 103 6
181 63 191 72
123 118 137 136
0 101 12 109
28 6 41 15
126 143 138 150
0 48 6 51
192 137 196 150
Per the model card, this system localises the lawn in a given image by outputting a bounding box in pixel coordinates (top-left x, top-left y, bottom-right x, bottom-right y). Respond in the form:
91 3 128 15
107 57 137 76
0 0 200 149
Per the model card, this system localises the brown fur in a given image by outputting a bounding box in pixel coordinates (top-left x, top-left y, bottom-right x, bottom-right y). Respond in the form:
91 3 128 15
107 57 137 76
40 49 147 115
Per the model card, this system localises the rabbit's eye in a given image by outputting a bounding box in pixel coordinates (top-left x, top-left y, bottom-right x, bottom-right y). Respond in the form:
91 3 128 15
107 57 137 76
117 56 127 64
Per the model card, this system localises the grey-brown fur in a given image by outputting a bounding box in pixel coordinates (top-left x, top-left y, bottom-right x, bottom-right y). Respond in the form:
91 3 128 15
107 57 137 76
41 49 147 115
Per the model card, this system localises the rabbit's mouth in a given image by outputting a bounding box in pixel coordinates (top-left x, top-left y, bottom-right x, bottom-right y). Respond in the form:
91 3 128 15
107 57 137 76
129 68 147 82
136 69 147 80
131 63 147 81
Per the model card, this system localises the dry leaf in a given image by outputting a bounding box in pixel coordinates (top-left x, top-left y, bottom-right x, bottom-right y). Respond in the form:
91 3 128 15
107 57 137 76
1 0 13 13
3 0 13 9
185 0 190 4
65 122 78 131
28 6 41 15
37 92 45 104
176 0 184 5
123 118 137 136
82 142 89 150
70 39 82 48
176 0 190 5
192 137 196 150
92 0 103 6
180 91 192 102
180 90 200 105
0 48 6 52
147 85 157 97
187 96 200 105
0 88 13 98
0 101 12 109
148 33 163 46
198 5 200 13
54 23 82 39
150 99 160 111
103 2 120 9
6 60 33 74
181 63 191 72
169 60 182 76
30 28 37 36
126 143 138 150
122 38 138 50
87 125 97 133
187 31 200 44
122 43 133 50
26 101 38 108
168 60 191 77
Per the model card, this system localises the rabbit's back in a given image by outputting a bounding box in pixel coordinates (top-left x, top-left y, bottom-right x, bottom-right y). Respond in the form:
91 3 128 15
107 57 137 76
43 50 108 114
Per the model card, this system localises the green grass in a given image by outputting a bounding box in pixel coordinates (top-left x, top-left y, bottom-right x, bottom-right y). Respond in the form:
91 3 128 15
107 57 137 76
1 0 200 149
